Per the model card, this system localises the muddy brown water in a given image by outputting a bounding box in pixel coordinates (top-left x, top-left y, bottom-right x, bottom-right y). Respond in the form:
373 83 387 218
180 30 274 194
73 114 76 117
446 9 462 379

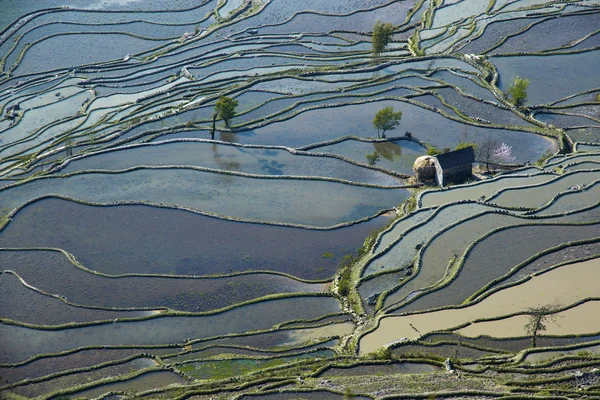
359 257 600 355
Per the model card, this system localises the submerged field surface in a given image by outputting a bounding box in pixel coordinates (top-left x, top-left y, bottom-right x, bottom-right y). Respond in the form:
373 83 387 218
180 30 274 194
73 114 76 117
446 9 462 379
0 0 599 398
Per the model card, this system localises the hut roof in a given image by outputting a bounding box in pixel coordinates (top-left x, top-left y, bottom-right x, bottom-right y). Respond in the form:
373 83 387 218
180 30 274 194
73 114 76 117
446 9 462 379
435 146 475 170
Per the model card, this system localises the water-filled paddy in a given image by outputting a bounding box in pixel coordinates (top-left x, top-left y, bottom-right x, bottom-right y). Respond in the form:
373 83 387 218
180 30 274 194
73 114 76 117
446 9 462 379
58 140 400 186
0 249 328 312
363 202 492 277
0 272 145 325
0 296 340 364
360 257 600 354
8 358 156 398
419 173 555 208
0 199 390 279
244 100 555 160
489 169 600 208
0 348 152 386
484 242 600 294
0 168 406 226
308 138 426 176
534 181 600 214
492 50 600 105
2 0 600 395
179 350 334 380
193 322 354 351
373 208 436 253
492 12 600 54
457 299 600 339
66 370 188 400
400 222 600 313
524 342 600 364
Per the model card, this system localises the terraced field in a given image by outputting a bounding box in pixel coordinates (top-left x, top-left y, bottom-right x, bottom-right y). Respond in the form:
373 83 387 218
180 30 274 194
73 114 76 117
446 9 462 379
1 0 599 399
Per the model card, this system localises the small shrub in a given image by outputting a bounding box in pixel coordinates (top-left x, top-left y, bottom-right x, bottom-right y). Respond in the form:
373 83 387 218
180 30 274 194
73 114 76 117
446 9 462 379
427 147 442 156
535 149 554 166
366 151 380 165
322 252 335 259
338 266 352 297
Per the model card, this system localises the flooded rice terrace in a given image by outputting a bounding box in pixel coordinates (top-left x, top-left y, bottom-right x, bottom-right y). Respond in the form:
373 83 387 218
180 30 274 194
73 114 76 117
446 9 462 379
0 0 599 398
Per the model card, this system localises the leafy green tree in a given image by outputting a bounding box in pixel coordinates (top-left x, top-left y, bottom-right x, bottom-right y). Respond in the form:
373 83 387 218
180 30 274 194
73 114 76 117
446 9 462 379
373 106 402 138
372 21 395 57
211 95 239 139
524 305 559 348
506 76 530 107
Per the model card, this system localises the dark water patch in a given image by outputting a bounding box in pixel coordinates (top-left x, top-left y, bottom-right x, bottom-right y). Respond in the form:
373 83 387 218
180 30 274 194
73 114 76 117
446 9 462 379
0 273 145 325
554 104 600 120
411 94 460 118
66 370 187 400
0 200 392 279
430 70 497 102
535 112 600 129
0 296 340 364
568 30 600 52
493 50 600 105
568 127 600 143
553 90 600 107
363 202 492 277
0 348 152 386
400 222 600 313
0 249 328 312
9 358 155 398
460 17 537 55
384 212 528 309
492 13 600 54
358 270 407 314
434 87 533 127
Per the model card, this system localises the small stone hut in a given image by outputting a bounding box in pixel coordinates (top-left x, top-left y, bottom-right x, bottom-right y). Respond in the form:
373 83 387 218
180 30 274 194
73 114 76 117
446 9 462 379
433 146 475 186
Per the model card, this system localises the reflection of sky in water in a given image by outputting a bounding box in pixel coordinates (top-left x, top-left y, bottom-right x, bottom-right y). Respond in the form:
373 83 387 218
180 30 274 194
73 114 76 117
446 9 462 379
69 0 144 9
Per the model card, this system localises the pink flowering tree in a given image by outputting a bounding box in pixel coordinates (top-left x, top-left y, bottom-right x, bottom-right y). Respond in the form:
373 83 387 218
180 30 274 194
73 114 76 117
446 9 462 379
477 139 516 172
492 142 516 164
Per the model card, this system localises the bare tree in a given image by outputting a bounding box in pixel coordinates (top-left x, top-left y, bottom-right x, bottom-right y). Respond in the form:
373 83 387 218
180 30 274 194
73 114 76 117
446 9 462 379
524 305 560 348
476 138 516 172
